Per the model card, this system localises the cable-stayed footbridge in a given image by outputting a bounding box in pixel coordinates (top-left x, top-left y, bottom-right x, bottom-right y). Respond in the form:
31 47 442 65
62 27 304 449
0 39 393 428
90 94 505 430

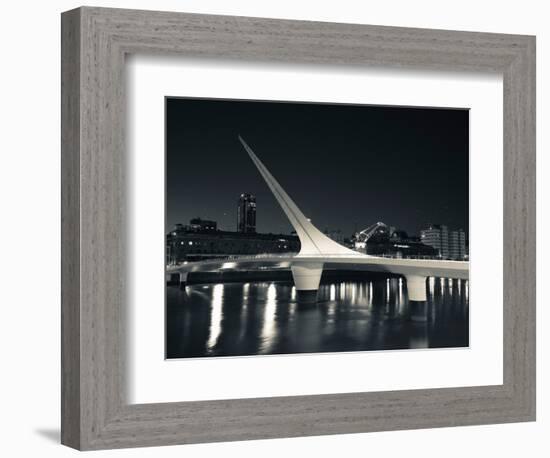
167 137 468 303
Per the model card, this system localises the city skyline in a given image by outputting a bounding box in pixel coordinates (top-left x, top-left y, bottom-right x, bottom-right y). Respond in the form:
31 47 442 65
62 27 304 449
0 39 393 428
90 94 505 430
166 97 469 238
169 196 467 241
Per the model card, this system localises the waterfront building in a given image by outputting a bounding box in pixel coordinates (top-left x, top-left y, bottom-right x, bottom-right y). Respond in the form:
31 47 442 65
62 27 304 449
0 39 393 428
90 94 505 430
420 224 450 258
449 228 467 260
166 219 299 264
365 237 438 258
237 193 256 233
421 224 467 260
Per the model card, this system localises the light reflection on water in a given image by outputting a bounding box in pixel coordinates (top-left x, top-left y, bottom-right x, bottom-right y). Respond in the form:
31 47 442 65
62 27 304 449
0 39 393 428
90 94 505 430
166 277 469 359
206 284 223 352
260 284 277 352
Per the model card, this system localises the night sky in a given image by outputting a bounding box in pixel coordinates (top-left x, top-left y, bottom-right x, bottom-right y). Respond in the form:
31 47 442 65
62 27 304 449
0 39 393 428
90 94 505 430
166 97 469 238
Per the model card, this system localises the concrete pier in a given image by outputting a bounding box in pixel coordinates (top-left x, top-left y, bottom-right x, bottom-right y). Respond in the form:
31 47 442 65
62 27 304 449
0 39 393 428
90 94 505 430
405 274 427 302
405 275 428 322
291 262 323 303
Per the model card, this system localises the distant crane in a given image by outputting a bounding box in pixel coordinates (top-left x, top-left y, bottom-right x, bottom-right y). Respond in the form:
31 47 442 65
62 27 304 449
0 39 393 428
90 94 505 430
354 222 389 250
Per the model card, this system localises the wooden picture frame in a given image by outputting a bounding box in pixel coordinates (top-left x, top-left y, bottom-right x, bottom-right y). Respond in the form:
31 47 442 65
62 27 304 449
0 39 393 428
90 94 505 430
61 6 536 450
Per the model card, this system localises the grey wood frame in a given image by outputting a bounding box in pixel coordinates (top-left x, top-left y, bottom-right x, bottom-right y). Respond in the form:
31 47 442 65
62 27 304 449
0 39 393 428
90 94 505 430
61 6 536 451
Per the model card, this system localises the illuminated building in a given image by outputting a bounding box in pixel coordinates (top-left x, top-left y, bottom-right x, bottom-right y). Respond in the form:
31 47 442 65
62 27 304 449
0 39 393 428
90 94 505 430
237 193 256 233
166 220 299 264
421 224 467 260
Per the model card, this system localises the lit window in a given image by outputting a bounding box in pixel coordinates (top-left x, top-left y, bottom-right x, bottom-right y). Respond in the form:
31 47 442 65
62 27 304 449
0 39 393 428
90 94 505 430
188 241 193 246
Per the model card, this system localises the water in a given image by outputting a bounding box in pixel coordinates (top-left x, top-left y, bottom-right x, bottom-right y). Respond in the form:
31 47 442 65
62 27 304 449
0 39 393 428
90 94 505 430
166 277 469 359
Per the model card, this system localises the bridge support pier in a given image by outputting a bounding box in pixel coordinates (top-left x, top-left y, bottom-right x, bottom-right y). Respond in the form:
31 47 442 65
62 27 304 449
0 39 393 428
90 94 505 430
405 275 428 322
291 263 324 303
179 272 188 289
405 275 427 302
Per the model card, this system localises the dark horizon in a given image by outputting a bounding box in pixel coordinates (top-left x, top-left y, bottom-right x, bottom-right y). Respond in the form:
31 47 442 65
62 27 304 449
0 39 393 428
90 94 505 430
166 97 469 238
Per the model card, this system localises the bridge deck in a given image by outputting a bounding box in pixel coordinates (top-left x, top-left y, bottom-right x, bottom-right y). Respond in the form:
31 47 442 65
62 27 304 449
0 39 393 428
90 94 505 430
167 254 469 280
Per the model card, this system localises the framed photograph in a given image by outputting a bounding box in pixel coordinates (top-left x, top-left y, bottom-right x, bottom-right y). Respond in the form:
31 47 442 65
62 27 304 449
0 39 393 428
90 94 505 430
164 98 470 360
61 6 535 450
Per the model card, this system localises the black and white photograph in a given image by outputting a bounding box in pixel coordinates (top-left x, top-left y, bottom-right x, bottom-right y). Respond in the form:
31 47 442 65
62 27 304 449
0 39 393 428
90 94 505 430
165 97 470 359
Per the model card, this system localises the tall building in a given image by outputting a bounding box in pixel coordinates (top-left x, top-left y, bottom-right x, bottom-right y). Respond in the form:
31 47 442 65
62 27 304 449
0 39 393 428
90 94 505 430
421 224 467 260
237 193 256 233
420 224 450 258
449 229 467 260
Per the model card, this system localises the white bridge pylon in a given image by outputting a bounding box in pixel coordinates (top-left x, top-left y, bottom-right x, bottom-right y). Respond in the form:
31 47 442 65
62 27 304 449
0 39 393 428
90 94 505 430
239 135 365 301
238 136 364 258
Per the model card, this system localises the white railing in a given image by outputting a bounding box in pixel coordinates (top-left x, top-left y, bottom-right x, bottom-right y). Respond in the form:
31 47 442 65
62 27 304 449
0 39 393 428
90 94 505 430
167 252 468 269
